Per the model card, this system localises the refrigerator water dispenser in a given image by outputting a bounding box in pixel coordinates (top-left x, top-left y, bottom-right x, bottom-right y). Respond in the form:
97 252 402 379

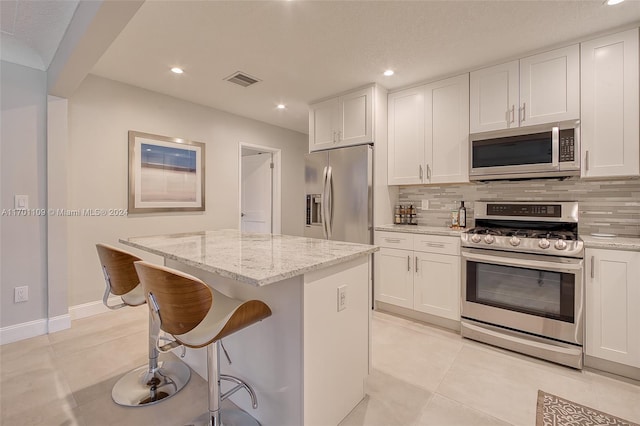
306 194 323 226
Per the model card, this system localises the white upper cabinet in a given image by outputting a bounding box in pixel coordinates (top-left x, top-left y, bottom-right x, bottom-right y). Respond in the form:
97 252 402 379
581 28 639 178
387 86 425 185
388 74 469 185
426 74 470 184
520 44 580 126
470 61 519 133
470 44 579 133
309 86 374 152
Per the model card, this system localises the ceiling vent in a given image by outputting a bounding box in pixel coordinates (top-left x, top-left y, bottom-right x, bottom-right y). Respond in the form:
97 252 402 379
224 71 261 88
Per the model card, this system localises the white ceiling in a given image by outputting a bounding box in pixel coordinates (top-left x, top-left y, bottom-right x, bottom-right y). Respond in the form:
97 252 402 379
0 0 78 70
4 1 640 135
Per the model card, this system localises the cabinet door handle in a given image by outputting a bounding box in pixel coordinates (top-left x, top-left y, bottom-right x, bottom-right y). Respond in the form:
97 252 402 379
426 164 431 180
407 255 411 272
384 238 401 243
415 256 418 272
419 165 423 180
426 242 445 248
520 103 526 122
509 105 515 124
585 151 590 172
590 256 595 279
337 130 342 142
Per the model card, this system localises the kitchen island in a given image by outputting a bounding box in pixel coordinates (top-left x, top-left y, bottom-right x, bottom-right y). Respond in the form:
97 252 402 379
120 229 378 426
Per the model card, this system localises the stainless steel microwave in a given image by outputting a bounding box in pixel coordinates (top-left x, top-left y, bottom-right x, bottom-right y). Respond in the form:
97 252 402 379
469 121 580 181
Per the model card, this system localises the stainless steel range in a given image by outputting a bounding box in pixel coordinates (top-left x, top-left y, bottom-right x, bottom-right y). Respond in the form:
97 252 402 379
460 201 584 369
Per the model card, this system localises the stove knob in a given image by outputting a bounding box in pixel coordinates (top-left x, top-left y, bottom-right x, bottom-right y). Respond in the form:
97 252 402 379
538 238 551 249
471 234 482 243
509 236 521 247
484 235 495 244
554 239 567 250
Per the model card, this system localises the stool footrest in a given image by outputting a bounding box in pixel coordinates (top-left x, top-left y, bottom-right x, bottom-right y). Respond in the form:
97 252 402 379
220 374 258 409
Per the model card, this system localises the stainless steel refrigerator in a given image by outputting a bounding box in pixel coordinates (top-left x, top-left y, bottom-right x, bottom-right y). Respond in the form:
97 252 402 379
304 144 373 245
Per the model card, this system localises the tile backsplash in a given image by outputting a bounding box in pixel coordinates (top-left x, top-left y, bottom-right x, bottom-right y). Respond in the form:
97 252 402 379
397 177 640 237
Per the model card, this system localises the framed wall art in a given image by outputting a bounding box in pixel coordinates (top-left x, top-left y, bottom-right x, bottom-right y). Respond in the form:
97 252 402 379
128 131 205 213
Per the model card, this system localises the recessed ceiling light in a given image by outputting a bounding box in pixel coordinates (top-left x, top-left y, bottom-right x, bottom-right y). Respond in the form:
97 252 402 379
605 0 624 4
383 70 395 77
277 104 286 110
171 67 184 74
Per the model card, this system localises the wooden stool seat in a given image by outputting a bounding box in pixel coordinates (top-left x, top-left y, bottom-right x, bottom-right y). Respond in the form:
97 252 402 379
95 244 191 407
133 261 272 426
120 283 146 306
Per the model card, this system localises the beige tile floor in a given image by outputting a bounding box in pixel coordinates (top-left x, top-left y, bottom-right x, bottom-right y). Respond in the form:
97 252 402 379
1 307 638 426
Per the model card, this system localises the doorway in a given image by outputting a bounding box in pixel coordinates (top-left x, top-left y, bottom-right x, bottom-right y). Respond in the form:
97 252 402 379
239 143 282 234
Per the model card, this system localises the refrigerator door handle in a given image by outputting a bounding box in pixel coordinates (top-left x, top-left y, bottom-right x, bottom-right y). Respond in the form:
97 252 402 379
326 166 333 238
321 166 329 239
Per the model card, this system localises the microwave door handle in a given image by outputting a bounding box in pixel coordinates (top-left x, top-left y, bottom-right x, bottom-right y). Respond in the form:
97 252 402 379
551 126 559 168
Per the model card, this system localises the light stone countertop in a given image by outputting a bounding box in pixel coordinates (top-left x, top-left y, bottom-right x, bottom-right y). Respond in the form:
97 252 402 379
119 229 378 287
581 235 640 252
375 224 465 237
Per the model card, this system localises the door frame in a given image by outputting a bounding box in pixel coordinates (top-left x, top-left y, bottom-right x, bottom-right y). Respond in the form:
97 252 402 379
238 143 282 234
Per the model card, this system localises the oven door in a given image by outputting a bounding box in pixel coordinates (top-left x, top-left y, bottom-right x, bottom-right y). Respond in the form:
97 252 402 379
461 248 584 345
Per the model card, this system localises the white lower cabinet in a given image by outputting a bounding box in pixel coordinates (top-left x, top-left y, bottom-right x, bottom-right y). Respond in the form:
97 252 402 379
376 247 414 309
585 248 640 368
413 251 460 320
375 231 460 321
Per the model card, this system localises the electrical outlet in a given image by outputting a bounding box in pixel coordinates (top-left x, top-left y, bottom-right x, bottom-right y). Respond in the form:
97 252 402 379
14 286 28 303
421 199 429 210
337 285 347 312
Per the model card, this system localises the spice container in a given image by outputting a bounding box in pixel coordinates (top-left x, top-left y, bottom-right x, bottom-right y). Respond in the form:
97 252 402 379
451 209 459 227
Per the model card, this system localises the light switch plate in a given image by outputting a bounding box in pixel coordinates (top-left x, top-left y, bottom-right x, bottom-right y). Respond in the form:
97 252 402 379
14 195 28 210
421 200 429 210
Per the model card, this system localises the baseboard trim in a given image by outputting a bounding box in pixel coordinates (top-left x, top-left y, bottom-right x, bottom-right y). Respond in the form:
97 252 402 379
69 297 120 320
375 301 461 332
0 318 48 345
48 314 71 333
1 298 120 345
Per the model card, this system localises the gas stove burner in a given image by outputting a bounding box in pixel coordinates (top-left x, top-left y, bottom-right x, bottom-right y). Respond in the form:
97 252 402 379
460 201 583 258
530 231 577 241
468 227 503 236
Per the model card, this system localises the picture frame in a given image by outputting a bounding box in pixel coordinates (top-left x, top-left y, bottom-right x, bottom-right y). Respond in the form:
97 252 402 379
128 131 205 214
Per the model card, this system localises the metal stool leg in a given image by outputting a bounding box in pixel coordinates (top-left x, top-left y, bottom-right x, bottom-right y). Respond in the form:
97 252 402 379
111 312 191 406
189 341 261 426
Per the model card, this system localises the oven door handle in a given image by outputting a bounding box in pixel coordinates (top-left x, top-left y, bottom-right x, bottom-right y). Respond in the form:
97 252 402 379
461 250 583 272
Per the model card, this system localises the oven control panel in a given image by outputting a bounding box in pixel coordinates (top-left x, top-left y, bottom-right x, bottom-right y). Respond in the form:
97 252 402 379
486 204 561 218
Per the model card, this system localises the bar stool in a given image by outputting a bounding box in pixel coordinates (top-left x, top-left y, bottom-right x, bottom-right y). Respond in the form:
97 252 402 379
133 260 272 426
96 244 191 406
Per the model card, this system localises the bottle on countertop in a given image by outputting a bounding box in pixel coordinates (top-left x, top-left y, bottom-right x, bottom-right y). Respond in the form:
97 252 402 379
458 201 467 228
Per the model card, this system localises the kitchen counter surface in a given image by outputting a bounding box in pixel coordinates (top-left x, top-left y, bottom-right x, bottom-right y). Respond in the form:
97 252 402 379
582 235 640 251
120 229 378 286
375 224 465 237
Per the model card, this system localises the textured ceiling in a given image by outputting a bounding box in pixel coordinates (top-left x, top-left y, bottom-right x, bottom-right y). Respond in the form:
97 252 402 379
3 1 640 135
91 1 640 134
0 0 79 70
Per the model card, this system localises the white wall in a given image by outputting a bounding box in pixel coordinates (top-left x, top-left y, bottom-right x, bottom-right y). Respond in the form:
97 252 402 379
66 75 307 306
1 61 48 328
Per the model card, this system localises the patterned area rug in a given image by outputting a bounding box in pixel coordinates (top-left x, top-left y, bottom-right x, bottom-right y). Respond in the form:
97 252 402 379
536 390 639 426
